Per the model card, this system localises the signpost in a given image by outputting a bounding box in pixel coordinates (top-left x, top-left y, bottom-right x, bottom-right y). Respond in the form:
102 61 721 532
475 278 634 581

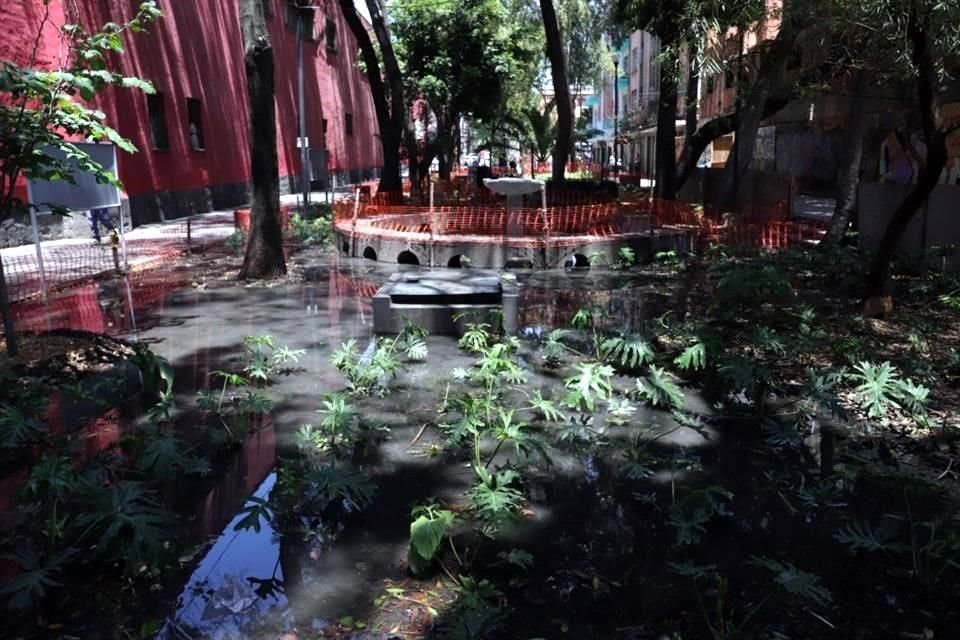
25 142 122 301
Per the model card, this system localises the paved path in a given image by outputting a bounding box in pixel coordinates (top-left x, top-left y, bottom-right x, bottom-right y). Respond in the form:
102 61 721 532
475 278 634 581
1 192 335 303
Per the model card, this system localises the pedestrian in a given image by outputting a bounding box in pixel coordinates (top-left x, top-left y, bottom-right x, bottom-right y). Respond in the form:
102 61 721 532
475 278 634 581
88 207 115 244
508 160 518 177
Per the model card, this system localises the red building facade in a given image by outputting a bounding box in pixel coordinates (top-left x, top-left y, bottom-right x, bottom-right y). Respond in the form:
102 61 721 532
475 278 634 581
2 0 382 226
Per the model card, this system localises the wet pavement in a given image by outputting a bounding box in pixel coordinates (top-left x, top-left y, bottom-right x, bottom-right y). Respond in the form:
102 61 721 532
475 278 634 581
12 253 699 639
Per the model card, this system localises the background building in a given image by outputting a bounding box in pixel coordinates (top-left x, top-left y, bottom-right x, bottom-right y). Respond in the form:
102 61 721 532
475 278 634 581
2 0 382 231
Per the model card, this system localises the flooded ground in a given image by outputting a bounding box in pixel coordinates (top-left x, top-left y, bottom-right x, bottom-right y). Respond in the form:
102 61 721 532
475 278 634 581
12 249 957 640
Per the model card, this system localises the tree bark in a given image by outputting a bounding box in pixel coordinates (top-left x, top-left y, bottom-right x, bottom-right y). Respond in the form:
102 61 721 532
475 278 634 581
339 0 401 192
673 94 793 194
365 0 410 193
0 256 16 357
716 18 797 207
684 38 700 154
864 6 945 314
238 0 285 280
821 69 869 247
540 0 572 184
655 37 681 200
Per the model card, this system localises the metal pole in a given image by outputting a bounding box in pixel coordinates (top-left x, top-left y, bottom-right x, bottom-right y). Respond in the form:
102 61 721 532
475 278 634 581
298 12 311 210
28 207 49 303
614 55 619 181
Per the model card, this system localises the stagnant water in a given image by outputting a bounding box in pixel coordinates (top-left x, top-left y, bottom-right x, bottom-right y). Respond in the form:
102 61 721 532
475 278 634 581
17 254 694 639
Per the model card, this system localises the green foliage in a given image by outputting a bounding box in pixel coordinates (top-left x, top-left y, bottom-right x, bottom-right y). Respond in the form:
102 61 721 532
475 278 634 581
714 264 793 308
834 489 960 585
674 341 707 372
78 482 171 567
0 2 162 222
408 505 456 575
635 366 685 410
602 333 655 370
850 361 930 421
288 210 332 246
667 485 733 546
226 229 246 255
242 335 305 384
527 389 567 423
459 321 492 354
0 546 76 611
468 466 524 534
563 362 614 411
0 395 46 449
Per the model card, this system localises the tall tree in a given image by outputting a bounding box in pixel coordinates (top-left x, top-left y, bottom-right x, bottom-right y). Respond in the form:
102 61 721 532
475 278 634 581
392 0 521 180
859 0 960 314
338 0 400 192
821 69 869 247
712 0 823 206
0 1 161 355
238 0 285 279
614 0 770 198
540 0 574 183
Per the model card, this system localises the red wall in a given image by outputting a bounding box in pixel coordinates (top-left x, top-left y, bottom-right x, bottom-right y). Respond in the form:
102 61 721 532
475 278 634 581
3 0 381 212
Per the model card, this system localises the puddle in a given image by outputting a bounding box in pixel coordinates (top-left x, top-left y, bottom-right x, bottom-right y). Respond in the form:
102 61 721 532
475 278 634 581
7 254 688 638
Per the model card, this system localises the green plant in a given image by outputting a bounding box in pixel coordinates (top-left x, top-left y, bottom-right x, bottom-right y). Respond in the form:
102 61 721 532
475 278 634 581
226 229 246 255
242 335 305 384
714 264 793 309
669 557 831 639
601 333 655 371
667 485 732 546
459 321 492 354
563 362 614 412
850 361 929 421
635 366 685 410
467 466 524 535
834 488 960 584
289 210 332 246
408 504 456 575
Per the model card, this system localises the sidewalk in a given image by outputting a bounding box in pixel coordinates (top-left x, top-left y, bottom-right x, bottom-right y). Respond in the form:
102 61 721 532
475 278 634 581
1 191 335 303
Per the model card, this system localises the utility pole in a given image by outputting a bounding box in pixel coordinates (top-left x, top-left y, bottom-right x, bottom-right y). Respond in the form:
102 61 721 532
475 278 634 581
613 52 620 180
297 6 318 209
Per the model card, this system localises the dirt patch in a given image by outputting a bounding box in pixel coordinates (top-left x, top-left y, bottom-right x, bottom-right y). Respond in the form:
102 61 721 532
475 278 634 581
1 329 135 383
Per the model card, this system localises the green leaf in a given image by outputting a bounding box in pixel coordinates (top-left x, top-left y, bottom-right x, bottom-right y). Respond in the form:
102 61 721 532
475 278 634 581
408 508 455 575
635 366 684 409
673 342 707 372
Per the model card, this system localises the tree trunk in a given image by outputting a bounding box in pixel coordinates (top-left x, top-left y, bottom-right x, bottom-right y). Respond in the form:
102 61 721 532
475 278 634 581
0 256 16 357
655 52 679 200
684 38 700 153
821 70 869 247
673 94 792 194
716 22 796 207
339 0 400 192
365 0 410 194
863 6 944 315
540 0 572 184
238 0 285 280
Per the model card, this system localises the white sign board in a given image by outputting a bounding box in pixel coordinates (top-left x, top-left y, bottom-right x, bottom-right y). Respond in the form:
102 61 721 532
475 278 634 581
27 142 121 212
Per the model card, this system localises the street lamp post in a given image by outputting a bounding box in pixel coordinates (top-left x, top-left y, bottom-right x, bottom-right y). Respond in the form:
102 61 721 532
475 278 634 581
613 53 619 180
297 6 319 209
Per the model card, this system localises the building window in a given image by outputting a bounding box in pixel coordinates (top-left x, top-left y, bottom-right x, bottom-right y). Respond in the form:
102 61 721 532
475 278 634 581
187 98 205 151
631 47 638 74
325 17 337 51
147 92 169 150
286 1 315 39
260 0 273 18
322 118 328 145
345 113 353 137
706 75 715 93
631 88 638 108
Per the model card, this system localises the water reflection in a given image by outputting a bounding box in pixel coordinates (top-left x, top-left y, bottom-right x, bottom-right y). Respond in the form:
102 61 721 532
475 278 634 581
159 473 288 640
7 256 667 638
